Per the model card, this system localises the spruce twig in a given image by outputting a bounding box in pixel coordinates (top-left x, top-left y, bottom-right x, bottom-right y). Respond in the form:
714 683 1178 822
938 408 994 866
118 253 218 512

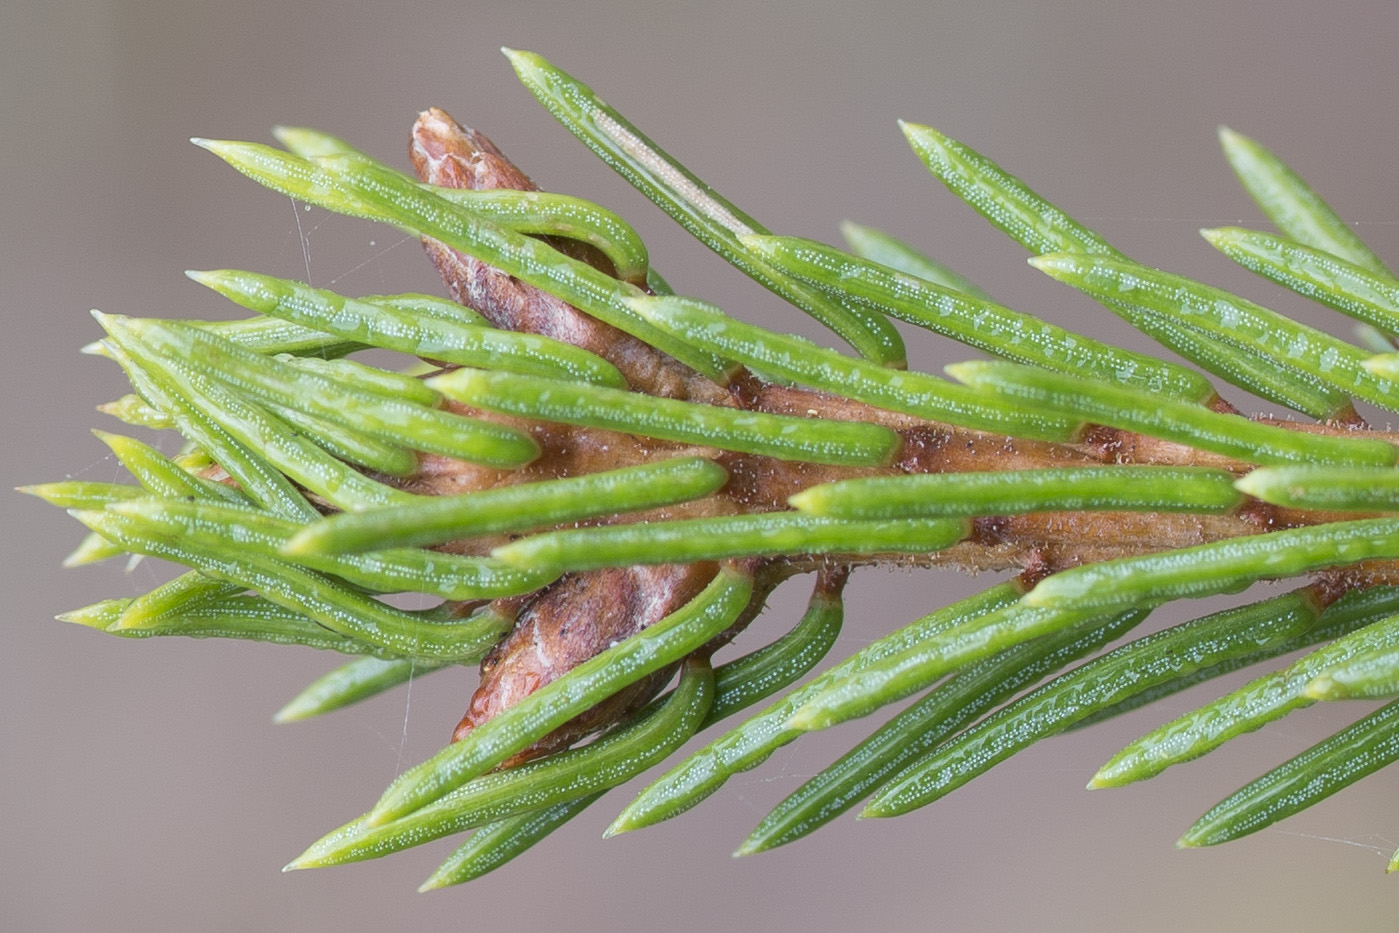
34 48 1399 887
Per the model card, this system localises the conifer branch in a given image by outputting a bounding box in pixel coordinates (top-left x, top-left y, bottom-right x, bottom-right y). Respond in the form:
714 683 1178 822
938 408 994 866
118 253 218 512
33 48 1399 888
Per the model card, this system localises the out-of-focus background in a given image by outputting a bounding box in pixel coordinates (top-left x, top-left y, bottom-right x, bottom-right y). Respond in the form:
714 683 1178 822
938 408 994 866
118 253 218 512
6 1 1399 929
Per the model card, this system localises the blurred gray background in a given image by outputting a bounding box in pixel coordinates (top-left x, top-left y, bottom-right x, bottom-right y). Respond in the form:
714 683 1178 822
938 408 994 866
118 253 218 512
6 1 1399 929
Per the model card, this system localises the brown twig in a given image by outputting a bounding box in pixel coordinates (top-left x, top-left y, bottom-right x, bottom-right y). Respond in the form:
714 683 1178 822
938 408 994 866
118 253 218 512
401 107 1399 756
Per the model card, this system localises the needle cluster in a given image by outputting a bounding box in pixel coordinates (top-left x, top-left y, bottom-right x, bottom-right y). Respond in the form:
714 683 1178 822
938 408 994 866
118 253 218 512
28 48 1399 887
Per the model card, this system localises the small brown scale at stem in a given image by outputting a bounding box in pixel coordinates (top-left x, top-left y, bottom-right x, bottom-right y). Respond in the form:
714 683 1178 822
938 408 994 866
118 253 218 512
411 108 737 757
411 109 731 406
459 562 712 752
402 107 1399 760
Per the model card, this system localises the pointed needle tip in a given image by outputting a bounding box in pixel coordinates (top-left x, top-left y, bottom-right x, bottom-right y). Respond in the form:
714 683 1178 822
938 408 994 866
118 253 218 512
61 549 101 570
488 544 530 568
602 809 645 839
1363 357 1397 377
1089 767 1124 788
782 708 821 733
1299 680 1331 701
501 47 537 71
282 844 336 872
785 489 816 512
363 804 395 828
278 535 314 558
